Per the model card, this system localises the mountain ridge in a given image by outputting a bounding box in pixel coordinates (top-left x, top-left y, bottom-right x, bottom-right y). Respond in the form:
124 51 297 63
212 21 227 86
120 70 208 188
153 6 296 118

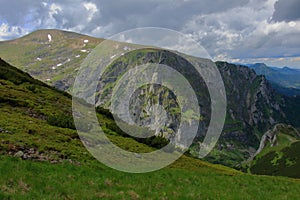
0 29 103 91
244 124 300 178
0 29 299 169
245 63 300 96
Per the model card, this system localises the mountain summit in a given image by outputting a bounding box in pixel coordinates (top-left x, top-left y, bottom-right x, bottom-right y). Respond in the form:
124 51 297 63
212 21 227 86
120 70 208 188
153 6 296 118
0 29 103 91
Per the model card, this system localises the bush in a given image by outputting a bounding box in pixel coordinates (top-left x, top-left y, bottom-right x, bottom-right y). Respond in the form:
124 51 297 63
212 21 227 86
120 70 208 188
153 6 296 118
47 113 76 130
26 85 37 93
99 107 170 149
96 107 113 119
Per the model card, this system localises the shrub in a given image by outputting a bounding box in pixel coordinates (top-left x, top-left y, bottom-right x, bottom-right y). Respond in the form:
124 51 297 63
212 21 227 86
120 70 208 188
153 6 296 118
47 113 76 130
96 107 113 119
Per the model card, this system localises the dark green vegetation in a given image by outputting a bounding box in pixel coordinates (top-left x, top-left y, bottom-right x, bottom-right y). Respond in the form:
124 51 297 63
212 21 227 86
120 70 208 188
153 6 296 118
1 55 300 199
96 107 170 149
47 113 76 130
251 142 300 178
271 82 300 97
282 95 300 127
246 124 300 178
247 63 300 96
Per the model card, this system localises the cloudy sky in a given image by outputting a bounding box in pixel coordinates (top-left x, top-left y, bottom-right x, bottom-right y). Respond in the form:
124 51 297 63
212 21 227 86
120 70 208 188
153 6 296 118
1 0 300 68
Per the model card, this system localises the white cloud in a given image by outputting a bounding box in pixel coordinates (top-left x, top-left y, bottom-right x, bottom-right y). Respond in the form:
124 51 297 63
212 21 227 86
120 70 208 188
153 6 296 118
44 3 63 27
288 21 297 27
50 3 62 15
83 2 99 22
0 23 28 40
181 0 300 65
0 0 300 67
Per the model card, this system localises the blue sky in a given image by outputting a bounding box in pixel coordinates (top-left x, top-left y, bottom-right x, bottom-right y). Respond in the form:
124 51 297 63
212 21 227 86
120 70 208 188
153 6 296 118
0 0 300 68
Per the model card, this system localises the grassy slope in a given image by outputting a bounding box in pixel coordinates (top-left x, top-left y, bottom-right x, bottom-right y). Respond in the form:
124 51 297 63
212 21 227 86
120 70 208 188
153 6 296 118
1 59 300 199
2 156 300 200
248 125 300 178
0 29 103 91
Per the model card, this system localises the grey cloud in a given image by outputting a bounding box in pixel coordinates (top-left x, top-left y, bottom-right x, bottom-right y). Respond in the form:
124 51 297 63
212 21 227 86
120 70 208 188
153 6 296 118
87 0 250 34
0 0 40 25
1 0 300 67
0 0 250 35
272 0 300 22
182 1 300 60
229 30 300 59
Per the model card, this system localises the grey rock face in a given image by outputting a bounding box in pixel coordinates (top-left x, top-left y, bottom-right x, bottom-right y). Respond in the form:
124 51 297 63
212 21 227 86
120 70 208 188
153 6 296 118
93 50 289 165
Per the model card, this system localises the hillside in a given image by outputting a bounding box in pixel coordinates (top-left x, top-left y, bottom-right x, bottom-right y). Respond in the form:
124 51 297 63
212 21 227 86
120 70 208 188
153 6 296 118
0 30 299 169
1 58 300 199
245 124 300 178
0 29 103 91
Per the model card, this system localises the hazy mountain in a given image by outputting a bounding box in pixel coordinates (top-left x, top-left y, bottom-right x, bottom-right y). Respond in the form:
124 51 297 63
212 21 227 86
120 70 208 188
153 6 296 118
246 63 300 96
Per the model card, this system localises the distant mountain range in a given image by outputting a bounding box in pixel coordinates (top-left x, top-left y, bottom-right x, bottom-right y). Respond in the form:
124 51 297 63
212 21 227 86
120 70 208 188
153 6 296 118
244 63 300 96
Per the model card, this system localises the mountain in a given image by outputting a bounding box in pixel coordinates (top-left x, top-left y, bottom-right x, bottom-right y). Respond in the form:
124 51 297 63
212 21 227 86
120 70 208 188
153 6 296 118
93 48 299 167
0 29 103 91
1 59 300 199
247 63 300 96
270 82 300 97
93 48 291 167
244 124 300 178
0 30 299 169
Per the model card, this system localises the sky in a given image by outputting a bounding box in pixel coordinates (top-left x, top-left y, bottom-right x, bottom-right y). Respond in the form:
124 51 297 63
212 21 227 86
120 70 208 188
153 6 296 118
0 0 300 68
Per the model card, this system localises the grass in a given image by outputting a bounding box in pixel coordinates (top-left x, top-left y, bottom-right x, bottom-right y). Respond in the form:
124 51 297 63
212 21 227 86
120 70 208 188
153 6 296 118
1 156 300 199
250 141 300 178
255 133 296 160
248 125 300 178
0 29 103 92
204 148 247 167
1 51 300 199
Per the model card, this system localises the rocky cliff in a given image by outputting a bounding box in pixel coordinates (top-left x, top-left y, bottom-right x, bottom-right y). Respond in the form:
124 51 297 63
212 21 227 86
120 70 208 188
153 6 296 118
93 49 290 166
